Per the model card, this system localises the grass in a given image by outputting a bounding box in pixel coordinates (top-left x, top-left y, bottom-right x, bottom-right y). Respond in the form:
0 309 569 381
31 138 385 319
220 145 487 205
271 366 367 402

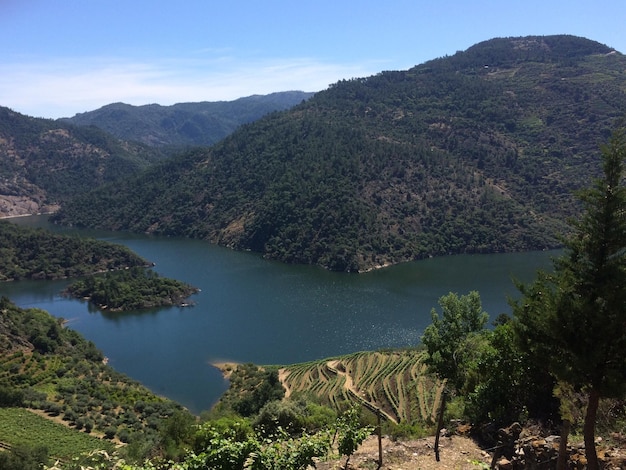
0 407 114 460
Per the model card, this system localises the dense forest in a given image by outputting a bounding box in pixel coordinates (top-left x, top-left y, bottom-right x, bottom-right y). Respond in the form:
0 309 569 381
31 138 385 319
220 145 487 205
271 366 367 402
54 35 626 271
64 267 199 311
0 220 147 281
61 91 314 148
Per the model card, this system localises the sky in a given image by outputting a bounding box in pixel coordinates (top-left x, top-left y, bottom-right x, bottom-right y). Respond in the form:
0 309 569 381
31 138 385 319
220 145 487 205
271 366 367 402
1 0 625 119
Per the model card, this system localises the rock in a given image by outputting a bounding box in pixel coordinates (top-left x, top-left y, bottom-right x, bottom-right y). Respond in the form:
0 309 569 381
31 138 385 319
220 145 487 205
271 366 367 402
496 457 513 470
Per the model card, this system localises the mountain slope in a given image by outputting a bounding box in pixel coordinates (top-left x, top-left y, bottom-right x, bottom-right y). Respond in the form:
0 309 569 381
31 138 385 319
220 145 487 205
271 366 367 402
0 107 164 217
61 91 314 147
54 36 626 271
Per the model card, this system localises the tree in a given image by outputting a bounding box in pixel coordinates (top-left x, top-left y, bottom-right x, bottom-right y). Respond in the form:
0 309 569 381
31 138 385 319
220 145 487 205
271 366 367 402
512 127 626 470
336 406 373 469
0 444 49 470
421 291 489 393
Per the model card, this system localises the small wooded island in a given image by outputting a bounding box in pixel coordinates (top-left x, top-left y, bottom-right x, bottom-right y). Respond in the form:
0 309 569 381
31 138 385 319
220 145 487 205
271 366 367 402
64 267 199 312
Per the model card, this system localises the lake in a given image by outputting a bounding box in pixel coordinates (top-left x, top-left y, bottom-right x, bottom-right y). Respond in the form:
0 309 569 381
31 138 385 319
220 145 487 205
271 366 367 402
1 216 557 414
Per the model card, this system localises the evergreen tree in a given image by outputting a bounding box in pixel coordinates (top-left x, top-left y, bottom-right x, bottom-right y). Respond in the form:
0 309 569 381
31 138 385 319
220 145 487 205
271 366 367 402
512 127 626 470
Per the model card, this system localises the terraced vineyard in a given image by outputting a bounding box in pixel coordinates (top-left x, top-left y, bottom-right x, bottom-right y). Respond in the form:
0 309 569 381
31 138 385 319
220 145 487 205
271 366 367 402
280 349 444 424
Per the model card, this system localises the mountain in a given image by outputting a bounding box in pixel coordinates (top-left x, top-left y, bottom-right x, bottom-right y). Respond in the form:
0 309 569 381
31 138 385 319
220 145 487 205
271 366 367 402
61 91 314 147
0 107 165 218
53 35 626 272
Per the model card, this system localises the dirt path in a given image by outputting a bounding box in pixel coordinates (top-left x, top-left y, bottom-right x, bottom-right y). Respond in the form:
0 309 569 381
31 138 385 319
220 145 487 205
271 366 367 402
326 360 398 424
278 368 292 398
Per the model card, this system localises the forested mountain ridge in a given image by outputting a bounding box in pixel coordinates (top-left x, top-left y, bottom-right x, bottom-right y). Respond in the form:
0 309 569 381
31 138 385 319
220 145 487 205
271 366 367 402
54 35 626 271
60 91 314 148
0 107 164 218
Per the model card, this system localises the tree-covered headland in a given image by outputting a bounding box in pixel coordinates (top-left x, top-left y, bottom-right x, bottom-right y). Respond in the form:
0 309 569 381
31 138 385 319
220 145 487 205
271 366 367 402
0 220 148 281
64 267 199 311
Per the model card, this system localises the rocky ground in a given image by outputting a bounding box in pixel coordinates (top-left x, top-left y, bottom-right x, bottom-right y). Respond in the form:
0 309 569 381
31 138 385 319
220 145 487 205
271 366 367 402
316 428 626 470
317 434 491 470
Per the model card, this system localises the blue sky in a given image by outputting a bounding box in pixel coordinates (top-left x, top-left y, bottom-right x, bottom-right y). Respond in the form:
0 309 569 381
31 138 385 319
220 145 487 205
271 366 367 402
1 0 625 118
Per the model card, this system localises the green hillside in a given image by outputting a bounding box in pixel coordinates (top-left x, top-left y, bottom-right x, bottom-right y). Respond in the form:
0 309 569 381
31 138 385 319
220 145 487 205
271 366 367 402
53 35 626 271
0 107 165 217
61 91 314 148
0 220 147 281
0 297 189 460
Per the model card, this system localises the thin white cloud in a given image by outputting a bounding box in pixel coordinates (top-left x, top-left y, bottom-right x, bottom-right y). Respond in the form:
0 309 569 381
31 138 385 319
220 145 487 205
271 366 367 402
0 55 386 118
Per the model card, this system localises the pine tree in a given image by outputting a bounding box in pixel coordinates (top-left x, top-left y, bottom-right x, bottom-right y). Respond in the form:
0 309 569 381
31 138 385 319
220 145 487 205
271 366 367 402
513 127 626 470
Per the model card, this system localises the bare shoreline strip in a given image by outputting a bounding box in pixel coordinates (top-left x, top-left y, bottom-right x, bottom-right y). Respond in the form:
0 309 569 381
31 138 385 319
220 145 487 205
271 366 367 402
210 361 241 380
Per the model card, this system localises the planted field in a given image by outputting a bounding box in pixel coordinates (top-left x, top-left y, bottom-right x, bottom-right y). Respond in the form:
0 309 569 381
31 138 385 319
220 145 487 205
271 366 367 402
280 349 444 424
0 407 114 460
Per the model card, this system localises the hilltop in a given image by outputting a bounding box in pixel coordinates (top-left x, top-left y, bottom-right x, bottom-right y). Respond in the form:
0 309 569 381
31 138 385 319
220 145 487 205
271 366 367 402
55 35 626 271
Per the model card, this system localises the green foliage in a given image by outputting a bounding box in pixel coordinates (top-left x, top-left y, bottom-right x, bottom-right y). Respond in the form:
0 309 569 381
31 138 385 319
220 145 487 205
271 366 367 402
193 417 254 453
0 442 49 470
421 291 488 392
254 400 305 436
188 429 259 470
0 385 24 407
158 410 197 461
64 266 198 311
387 420 430 440
214 364 285 418
336 405 374 466
420 291 558 427
118 407 373 470
465 320 557 425
54 35 626 271
245 427 331 470
0 220 147 281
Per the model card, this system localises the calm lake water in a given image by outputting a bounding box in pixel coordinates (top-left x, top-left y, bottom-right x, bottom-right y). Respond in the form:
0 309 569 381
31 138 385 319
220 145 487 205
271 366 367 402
1 216 557 414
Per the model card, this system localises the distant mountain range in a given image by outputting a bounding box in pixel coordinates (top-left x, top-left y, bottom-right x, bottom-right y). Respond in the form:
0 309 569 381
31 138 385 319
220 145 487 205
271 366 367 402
53 35 626 271
0 106 163 217
60 91 314 147
0 91 312 217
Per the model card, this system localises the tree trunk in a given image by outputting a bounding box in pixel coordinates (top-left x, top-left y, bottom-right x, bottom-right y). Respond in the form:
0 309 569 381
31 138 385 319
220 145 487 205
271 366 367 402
556 419 570 470
434 390 447 462
583 388 600 470
377 410 383 468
